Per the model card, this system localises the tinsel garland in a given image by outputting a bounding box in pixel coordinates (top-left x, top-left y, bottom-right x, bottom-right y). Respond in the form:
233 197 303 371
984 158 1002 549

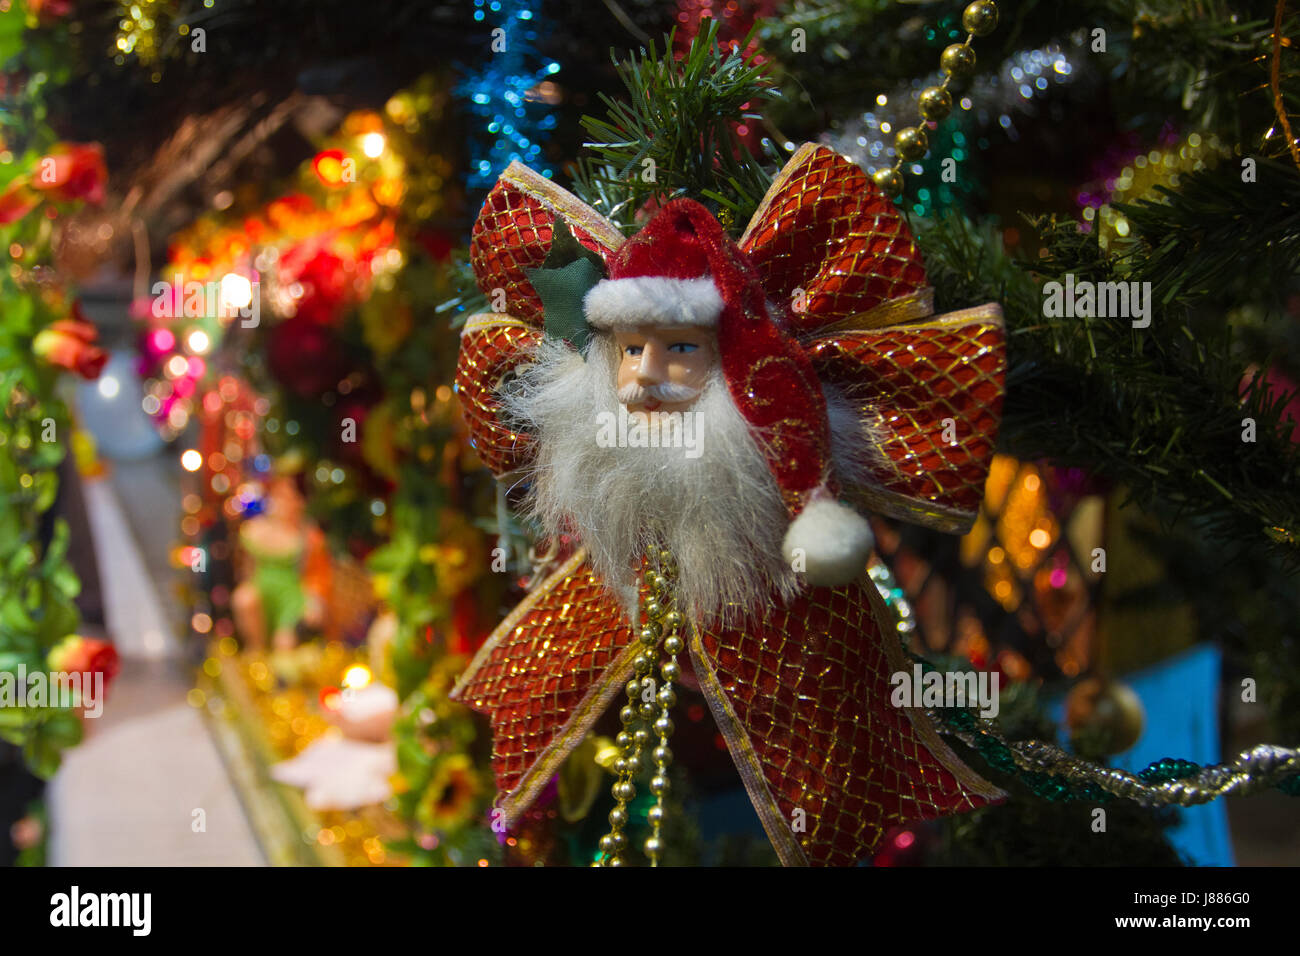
826 40 1084 216
869 561 1300 805
456 0 560 189
948 716 1300 807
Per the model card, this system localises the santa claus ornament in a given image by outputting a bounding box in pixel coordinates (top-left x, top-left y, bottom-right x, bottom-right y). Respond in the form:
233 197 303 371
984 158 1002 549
450 143 1008 866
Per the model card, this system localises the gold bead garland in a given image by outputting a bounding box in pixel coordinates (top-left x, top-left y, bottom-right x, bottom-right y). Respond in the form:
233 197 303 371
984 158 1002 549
596 547 682 867
872 0 1000 201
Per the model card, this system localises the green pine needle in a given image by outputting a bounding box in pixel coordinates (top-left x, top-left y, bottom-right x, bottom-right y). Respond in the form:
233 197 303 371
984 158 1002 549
570 19 781 233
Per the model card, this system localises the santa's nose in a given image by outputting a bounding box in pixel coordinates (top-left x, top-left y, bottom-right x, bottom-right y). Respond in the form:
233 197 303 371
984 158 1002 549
635 343 667 385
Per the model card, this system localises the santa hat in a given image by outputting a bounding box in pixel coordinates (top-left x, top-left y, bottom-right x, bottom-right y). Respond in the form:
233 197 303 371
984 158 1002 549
583 199 874 587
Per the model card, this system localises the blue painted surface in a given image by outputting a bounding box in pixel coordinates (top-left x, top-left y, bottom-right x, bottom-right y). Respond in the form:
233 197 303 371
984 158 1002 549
1053 644 1233 866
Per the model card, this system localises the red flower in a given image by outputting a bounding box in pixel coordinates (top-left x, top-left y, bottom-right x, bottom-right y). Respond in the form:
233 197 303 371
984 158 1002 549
47 636 121 691
280 245 353 325
33 305 108 380
30 143 108 205
0 181 38 224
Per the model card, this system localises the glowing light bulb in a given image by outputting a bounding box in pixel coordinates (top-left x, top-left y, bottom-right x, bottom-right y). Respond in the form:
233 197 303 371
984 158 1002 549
342 665 373 689
97 375 121 399
220 272 253 311
361 132 385 158
181 449 203 471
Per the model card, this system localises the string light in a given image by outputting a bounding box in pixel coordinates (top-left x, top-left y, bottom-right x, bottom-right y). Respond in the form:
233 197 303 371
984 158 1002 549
457 0 560 188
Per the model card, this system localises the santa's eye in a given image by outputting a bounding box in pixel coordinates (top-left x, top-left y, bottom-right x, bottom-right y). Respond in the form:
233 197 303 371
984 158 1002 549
668 342 698 353
624 344 644 357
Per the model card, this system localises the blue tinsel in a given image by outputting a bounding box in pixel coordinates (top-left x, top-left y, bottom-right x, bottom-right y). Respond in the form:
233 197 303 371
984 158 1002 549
456 0 561 191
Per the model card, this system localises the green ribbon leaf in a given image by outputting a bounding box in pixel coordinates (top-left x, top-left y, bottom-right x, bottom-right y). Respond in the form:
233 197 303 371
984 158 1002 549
525 216 604 356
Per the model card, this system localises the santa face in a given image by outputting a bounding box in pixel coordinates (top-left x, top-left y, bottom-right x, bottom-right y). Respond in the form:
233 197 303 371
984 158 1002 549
503 333 800 626
613 325 716 415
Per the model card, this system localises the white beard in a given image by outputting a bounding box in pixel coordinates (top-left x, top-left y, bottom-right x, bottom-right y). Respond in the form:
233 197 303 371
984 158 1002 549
501 334 800 628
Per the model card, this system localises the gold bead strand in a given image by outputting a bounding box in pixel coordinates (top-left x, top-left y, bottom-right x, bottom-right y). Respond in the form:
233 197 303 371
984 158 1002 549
871 0 999 201
596 546 674 867
645 603 682 866
596 685 645 866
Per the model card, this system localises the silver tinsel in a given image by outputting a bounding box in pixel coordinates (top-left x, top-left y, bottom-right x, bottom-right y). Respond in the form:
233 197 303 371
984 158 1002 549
945 724 1300 806
826 38 1086 178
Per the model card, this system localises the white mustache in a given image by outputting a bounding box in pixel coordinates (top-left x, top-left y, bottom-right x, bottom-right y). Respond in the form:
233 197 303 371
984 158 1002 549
617 381 702 404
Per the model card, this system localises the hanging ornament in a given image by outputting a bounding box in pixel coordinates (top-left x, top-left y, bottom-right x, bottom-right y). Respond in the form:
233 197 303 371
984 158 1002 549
1065 676 1146 757
450 143 1008 866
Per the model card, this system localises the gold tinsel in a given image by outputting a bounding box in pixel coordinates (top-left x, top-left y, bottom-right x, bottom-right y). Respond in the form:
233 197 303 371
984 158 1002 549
1086 133 1230 249
112 0 169 67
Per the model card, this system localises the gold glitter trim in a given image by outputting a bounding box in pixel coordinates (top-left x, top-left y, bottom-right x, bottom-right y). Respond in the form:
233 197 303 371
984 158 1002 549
741 142 824 249
688 621 811 867
451 549 642 827
807 301 1005 342
499 161 627 252
461 312 536 337
450 549 589 701
499 641 641 827
849 486 978 534
809 288 936 336
871 584 1006 802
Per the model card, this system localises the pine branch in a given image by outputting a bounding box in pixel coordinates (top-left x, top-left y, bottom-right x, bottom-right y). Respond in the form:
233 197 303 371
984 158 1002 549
914 212 1300 568
570 19 779 233
1114 156 1300 312
761 0 1300 158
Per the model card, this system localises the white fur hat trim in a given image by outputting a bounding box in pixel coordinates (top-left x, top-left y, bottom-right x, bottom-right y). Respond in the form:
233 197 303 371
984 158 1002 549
583 276 723 329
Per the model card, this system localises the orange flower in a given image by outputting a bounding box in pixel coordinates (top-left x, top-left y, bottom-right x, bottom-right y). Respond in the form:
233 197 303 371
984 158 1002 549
30 143 108 205
33 304 108 380
0 180 38 224
47 635 121 689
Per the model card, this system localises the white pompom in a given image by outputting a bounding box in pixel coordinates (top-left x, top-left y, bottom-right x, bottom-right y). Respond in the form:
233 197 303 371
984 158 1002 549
781 497 874 587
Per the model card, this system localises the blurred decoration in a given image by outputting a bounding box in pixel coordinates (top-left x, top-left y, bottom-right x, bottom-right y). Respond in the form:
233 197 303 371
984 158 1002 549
674 0 776 60
824 42 1083 216
111 0 171 67
1075 128 1231 245
73 349 164 460
875 455 1106 685
196 641 407 866
455 0 560 189
145 72 509 865
12 0 1300 868
0 12 114 776
1102 646 1234 866
1065 676 1146 758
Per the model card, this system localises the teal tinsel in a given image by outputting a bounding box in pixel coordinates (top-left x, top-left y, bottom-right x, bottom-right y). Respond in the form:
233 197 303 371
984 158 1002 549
1138 758 1202 784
